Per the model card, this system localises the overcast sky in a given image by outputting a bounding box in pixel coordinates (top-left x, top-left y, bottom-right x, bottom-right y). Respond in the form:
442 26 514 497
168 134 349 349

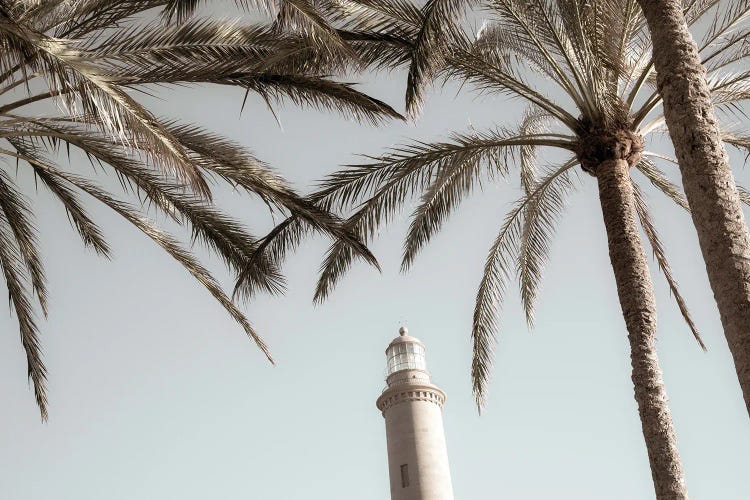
2 10 750 500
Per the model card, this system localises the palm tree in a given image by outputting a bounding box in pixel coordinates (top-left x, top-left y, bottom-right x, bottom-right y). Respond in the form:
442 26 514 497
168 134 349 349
242 0 750 497
385 0 750 417
635 0 750 418
0 0 401 419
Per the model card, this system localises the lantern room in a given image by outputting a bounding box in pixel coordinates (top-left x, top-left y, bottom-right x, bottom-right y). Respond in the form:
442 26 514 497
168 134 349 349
385 327 427 376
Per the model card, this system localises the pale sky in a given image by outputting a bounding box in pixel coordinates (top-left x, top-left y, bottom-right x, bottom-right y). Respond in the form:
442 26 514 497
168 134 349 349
2 10 750 500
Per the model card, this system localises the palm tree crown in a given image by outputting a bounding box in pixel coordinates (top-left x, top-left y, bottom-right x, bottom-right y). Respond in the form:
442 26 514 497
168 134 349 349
0 0 401 419
308 0 750 403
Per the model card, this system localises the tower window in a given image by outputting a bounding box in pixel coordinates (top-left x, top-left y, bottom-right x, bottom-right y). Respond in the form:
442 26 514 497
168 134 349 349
400 464 409 488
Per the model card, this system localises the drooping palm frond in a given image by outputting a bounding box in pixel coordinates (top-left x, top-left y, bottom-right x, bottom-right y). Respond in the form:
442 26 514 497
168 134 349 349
28 163 112 257
310 130 575 302
9 124 281 277
517 158 578 328
399 148 486 271
472 161 577 407
0 168 47 315
399 120 563 271
0 0 401 419
517 106 550 193
634 157 690 210
632 181 705 350
44 164 274 360
323 0 422 32
0 203 47 419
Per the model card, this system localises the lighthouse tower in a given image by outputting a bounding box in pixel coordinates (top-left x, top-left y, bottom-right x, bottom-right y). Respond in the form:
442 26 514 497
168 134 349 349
376 327 454 500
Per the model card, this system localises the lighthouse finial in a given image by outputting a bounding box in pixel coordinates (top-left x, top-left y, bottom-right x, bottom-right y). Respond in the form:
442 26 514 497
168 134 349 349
399 326 408 336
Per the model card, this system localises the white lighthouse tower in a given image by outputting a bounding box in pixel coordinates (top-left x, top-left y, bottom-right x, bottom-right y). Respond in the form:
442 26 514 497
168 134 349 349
376 327 454 500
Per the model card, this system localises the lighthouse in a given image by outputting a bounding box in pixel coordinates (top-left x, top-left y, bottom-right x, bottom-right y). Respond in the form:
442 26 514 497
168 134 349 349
376 327 454 500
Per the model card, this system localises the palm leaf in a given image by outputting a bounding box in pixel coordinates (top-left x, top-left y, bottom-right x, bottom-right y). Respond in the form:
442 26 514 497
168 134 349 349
7 138 111 256
633 158 689 210
32 162 275 362
472 161 576 408
405 0 475 119
0 20 212 196
446 46 579 130
400 139 490 271
313 130 574 301
632 182 705 349
0 203 47 420
517 159 577 328
162 0 276 23
0 168 47 315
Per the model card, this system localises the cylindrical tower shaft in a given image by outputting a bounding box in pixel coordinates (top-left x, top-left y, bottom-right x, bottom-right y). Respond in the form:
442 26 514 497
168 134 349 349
376 328 454 500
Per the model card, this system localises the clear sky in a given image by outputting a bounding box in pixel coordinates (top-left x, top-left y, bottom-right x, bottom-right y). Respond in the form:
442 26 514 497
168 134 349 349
2 12 750 500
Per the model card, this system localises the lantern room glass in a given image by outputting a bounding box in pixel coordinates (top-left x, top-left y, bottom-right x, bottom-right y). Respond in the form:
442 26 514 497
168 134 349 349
386 342 426 375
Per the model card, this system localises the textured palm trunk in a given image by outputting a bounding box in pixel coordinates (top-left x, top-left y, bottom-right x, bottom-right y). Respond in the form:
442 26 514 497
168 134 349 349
597 159 688 500
637 0 750 415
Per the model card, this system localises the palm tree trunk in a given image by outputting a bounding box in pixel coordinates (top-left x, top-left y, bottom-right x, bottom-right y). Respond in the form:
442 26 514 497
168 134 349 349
597 159 688 500
637 0 750 416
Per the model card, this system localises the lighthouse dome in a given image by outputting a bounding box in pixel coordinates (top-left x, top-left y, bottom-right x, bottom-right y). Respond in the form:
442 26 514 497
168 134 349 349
385 327 427 375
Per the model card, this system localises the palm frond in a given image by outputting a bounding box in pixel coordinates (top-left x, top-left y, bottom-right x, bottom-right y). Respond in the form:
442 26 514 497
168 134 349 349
32 161 275 362
723 129 750 159
0 19 212 196
472 161 576 409
487 0 593 116
325 0 420 71
313 130 574 301
323 0 422 31
737 184 750 205
0 167 47 315
239 74 403 124
234 201 380 303
275 0 343 41
517 106 550 193
162 0 275 24
633 158 689 210
6 121 295 313
446 46 579 131
338 28 414 71
89 18 283 67
6 139 111 256
31 167 112 256
313 145 452 301
684 0 721 27
162 0 205 23
702 21 750 71
0 202 47 420
469 20 563 101
700 0 750 51
708 70 750 117
632 182 705 349
400 110 555 272
400 137 492 271
56 1 167 38
166 122 378 272
233 216 306 301
405 0 474 119
517 158 577 328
